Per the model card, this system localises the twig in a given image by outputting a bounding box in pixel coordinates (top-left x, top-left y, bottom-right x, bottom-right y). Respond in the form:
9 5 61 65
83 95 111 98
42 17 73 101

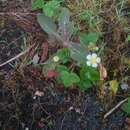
0 46 32 67
1 34 25 51
104 98 128 119
61 116 66 130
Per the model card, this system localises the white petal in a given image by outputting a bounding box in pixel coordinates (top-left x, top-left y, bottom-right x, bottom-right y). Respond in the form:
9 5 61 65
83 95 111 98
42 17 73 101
92 53 97 58
95 47 99 51
86 61 91 66
96 57 101 63
92 63 98 68
86 54 91 60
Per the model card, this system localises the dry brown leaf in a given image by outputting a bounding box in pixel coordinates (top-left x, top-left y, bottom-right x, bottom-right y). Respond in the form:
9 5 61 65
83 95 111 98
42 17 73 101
99 64 107 80
125 117 130 130
126 117 130 125
40 42 48 63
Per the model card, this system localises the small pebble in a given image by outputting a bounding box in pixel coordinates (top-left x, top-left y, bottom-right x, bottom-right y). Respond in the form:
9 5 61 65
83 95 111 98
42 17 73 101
35 90 44 97
25 127 29 130
33 96 36 99
69 106 74 111
75 108 81 113
32 53 39 65
121 83 129 90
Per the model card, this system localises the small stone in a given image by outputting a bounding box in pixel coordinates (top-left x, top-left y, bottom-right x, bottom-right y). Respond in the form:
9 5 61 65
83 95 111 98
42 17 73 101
32 53 39 65
75 108 81 113
33 96 36 99
35 90 44 97
25 127 29 130
120 83 129 90
69 106 74 111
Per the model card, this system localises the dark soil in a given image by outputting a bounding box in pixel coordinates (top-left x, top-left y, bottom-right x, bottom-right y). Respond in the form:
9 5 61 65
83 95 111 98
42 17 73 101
0 67 126 130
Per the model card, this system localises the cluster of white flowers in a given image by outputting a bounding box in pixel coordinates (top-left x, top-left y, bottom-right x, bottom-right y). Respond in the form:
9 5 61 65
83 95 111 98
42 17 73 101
86 53 101 68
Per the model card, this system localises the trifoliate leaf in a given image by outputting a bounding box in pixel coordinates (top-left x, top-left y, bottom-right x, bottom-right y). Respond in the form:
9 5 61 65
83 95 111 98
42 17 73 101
78 65 99 91
80 66 100 81
60 71 80 87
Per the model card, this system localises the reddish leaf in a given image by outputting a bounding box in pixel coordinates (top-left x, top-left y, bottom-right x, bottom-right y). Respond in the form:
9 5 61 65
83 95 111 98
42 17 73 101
29 47 35 58
46 69 56 78
40 42 48 63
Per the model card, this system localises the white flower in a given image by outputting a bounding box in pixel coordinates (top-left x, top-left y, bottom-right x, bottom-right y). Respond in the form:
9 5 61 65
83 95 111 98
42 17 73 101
86 53 101 68
53 56 59 62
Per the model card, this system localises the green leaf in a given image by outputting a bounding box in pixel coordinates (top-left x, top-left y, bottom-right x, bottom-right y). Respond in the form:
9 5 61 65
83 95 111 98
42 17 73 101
37 13 58 36
79 10 92 21
56 65 69 83
60 71 80 87
126 35 130 42
79 32 100 45
80 65 99 81
68 22 78 36
77 65 99 91
78 80 92 91
58 8 74 39
109 80 119 94
58 8 70 26
32 0 44 10
56 65 68 73
122 97 130 114
43 0 61 17
56 48 70 63
68 42 88 65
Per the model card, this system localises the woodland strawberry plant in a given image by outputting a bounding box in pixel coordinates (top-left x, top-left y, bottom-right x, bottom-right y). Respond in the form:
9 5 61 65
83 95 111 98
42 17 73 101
32 0 129 101
32 0 102 91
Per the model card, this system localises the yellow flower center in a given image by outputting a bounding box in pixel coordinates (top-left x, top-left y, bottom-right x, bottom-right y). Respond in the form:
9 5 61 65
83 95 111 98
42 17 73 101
89 56 97 64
